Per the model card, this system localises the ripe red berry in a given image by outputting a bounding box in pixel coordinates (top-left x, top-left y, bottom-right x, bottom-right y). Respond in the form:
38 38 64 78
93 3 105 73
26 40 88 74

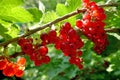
76 19 83 29
30 53 36 61
18 38 27 46
77 50 83 57
62 22 72 32
38 46 48 56
69 57 75 64
34 59 42 66
17 57 26 66
78 64 83 70
48 30 57 43
3 63 16 77
15 70 24 77
21 42 33 54
40 33 49 45
83 13 91 20
42 56 50 64
40 33 48 41
54 38 62 50
48 30 57 37
82 0 89 3
0 59 8 70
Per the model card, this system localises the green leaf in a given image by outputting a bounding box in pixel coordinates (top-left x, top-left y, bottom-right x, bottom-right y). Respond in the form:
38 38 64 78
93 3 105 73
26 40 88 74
0 0 23 7
56 0 81 15
0 19 20 40
110 50 120 69
53 75 69 80
0 19 11 40
91 0 105 3
105 10 120 28
0 0 33 22
66 0 81 12
56 0 81 25
0 24 12 40
6 24 20 38
0 7 33 22
82 41 93 63
56 3 68 16
0 36 5 43
102 34 120 56
27 8 43 22
64 16 76 25
0 19 12 28
64 67 78 79
42 11 58 24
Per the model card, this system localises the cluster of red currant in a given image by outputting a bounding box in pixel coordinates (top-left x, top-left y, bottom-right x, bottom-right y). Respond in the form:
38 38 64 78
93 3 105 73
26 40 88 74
76 0 109 54
0 57 26 77
40 22 84 69
18 22 84 69
58 22 84 69
18 38 50 66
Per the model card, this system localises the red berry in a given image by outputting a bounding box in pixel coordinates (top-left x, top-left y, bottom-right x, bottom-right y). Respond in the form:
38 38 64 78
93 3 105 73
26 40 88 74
78 64 83 70
82 0 90 3
21 42 33 54
74 57 81 65
89 2 98 10
18 38 27 46
38 46 48 56
30 53 36 61
69 57 75 64
0 59 8 70
54 38 62 50
15 70 24 77
77 51 83 57
62 22 72 32
48 30 57 37
76 19 83 29
83 19 91 27
34 59 42 66
83 13 91 20
17 57 26 66
3 63 16 77
40 33 48 44
42 56 50 64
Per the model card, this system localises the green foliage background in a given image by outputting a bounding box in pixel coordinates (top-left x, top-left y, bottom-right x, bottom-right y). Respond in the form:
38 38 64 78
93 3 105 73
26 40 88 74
0 0 120 80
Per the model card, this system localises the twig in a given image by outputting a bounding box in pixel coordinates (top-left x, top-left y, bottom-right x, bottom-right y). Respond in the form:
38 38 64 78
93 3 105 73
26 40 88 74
0 3 120 47
105 28 120 33
99 3 120 7
10 52 24 58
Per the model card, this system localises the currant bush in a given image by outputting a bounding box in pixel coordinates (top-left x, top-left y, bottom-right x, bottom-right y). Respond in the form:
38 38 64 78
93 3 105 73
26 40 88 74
15 0 110 77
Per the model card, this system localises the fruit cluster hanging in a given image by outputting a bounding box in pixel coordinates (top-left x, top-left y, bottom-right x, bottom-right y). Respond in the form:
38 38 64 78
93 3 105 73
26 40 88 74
76 0 109 54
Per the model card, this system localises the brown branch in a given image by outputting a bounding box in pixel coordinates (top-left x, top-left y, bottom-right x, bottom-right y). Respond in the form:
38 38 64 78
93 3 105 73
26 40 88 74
76 28 120 36
105 28 120 33
0 3 120 47
10 52 24 58
98 3 120 7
